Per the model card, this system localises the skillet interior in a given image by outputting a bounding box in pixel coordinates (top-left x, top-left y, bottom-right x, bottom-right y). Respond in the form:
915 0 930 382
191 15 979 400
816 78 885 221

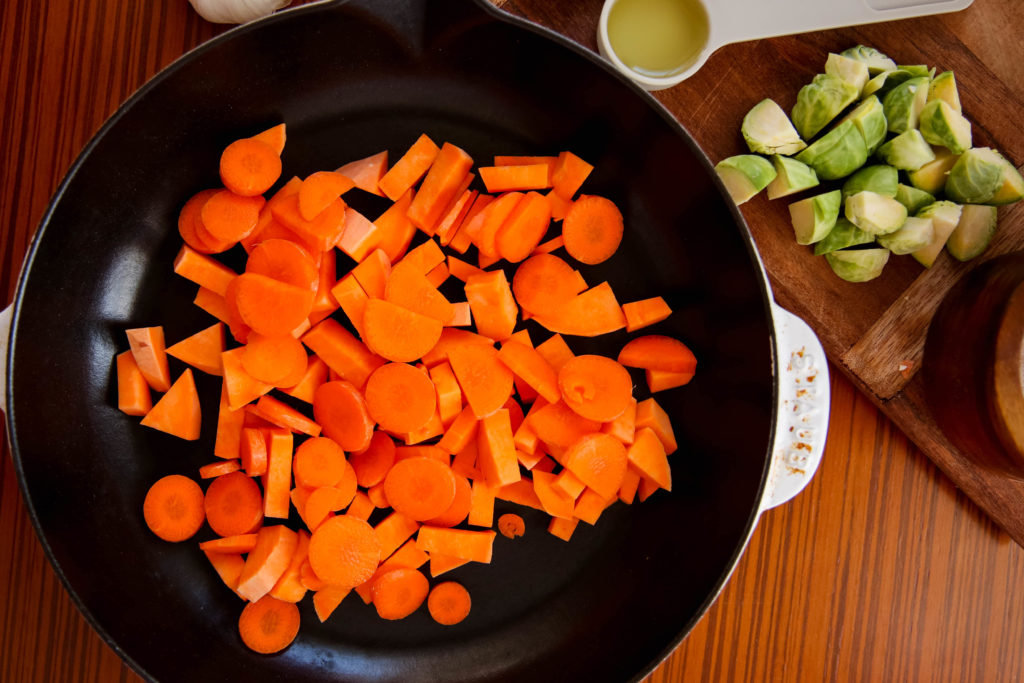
8 0 775 680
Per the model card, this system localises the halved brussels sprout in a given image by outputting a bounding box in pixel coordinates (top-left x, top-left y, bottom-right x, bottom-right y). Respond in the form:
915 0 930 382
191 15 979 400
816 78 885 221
912 200 963 267
825 248 890 282
715 155 777 205
788 189 842 245
883 76 930 133
842 164 898 199
840 45 897 75
791 74 859 140
928 71 961 113
838 95 887 154
766 155 819 199
825 53 869 94
877 216 935 255
944 147 1024 205
918 100 972 154
813 218 875 255
946 204 998 261
895 183 936 214
845 191 908 235
907 147 960 195
742 99 807 156
795 120 869 180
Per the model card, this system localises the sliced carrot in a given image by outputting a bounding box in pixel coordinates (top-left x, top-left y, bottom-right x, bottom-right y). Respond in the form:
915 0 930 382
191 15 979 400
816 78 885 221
240 333 308 387
233 272 314 338
407 142 474 233
240 427 268 476
337 207 383 262
547 516 579 541
513 420 539 456
349 431 396 488
617 335 698 374
140 369 201 440
467 477 495 527
126 327 171 393
302 486 348 531
437 404 479 455
246 238 319 292
330 274 370 337
531 282 627 337
300 559 327 592
436 189 477 246
622 296 672 332
204 551 246 595
238 595 300 654
426 473 472 528
404 407 445 445
264 429 294 519
527 400 601 449
236 525 300 602
495 479 543 510
533 234 565 255
426 261 450 288
250 394 321 437
401 238 447 274
448 194 493 254
302 318 385 389
511 253 586 318
174 244 238 297
383 457 457 522
309 248 339 325
448 343 514 419
293 437 347 489
469 191 523 258
564 433 628 500
201 189 264 242
336 150 388 196
464 270 517 341
220 138 281 197
178 189 232 254
428 361 463 426
420 328 494 368
308 515 381 588
313 585 352 622
627 427 672 491
143 474 204 542
425 581 472 626
495 190 553 263
313 380 375 451
116 350 152 416
354 537 432 604
362 362 437 435
351 248 392 299
427 554 468 578
497 513 526 539
535 333 575 373
199 459 241 479
637 475 660 502
530 470 574 519
375 188 418 262
447 256 484 283
602 397 637 445
394 444 449 464
552 468 586 500
415 527 496 564
367 481 390 509
384 259 455 325
290 485 313 522
449 301 472 328
334 460 359 509
371 567 429 620
269 530 311 603
373 510 422 560
646 368 695 392
272 193 347 252
243 177 301 251
451 439 481 480
561 194 623 265
220 347 273 411
551 151 593 200
558 355 633 422
378 134 440 201
299 171 355 221
346 491 376 522
545 190 573 222
204 470 264 537
531 455 557 473
222 277 253 344
477 409 521 488
479 164 550 193
497 339 560 405
362 299 444 363
249 123 286 155
194 286 231 323
200 534 260 554
574 487 614 525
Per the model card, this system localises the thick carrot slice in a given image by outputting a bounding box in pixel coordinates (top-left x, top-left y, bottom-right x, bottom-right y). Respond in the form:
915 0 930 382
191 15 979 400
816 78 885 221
497 339 560 404
116 350 152 416
302 318 385 389
428 581 472 625
467 478 495 527
165 323 224 377
313 380 375 451
264 429 294 519
241 333 308 387
246 238 318 292
349 431 396 488
437 404 479 455
495 191 553 263
477 409 521 488
436 189 477 246
627 427 672 491
527 401 601 449
448 343 514 419
140 369 201 440
426 473 472 528
383 456 456 521
336 150 388 196
497 513 526 538
547 516 579 541
143 474 205 542
200 533 259 554
337 207 383 262
299 171 355 221
362 299 444 363
204 470 264 537
646 368 695 392
602 397 637 445
449 301 472 328
430 553 471 578
308 515 381 588
622 296 672 332
428 361 463 426
385 259 455 325
564 433 628 500
293 437 347 488
199 459 241 479
415 527 496 564
535 333 575 373
351 248 392 299
313 585 352 622
249 123 286 155
531 282 627 337
511 254 586 318
372 567 429 620
464 270 517 342
174 244 238 297
378 134 440 201
479 164 550 193
551 151 593 200
220 138 281 197
236 525 299 602
407 142 474 233
238 595 300 654
373 510 422 560
269 530 311 603
376 188 418 262
558 355 633 422
126 327 171 393
617 335 697 374
363 362 437 434
346 491 376 522
240 427 268 476
468 191 522 258
201 189 264 242
562 194 623 265
221 347 274 411
233 272 314 338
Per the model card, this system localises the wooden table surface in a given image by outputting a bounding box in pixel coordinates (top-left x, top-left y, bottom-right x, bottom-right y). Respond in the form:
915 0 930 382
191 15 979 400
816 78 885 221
2 1 1023 681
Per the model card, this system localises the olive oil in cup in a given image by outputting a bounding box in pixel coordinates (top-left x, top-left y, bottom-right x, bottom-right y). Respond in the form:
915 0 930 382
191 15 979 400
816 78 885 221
606 0 709 78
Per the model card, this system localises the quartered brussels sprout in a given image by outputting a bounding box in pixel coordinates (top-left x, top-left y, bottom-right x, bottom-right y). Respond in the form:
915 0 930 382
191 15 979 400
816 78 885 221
928 71 961 113
842 164 898 199
766 155 819 199
825 248 890 282
897 65 934 79
813 217 875 255
840 45 897 75
907 147 960 195
862 68 918 100
788 189 842 245
715 155 777 205
944 147 1024 204
895 183 936 214
838 96 887 154
742 99 807 155
877 216 934 254
912 200 963 267
791 74 859 140
825 53 869 94
795 120 869 180
918 100 972 154
845 191 908 235
883 76 930 133
876 129 936 171
946 204 998 261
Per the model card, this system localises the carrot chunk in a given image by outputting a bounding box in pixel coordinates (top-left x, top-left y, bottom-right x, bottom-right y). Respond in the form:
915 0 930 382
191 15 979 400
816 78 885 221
618 335 697 374
495 191 553 263
264 429 294 519
372 567 430 620
126 326 172 393
550 151 593 200
378 134 440 201
622 296 672 332
477 409 521 488
464 270 518 342
415 527 496 564
531 282 627 337
627 427 672 491
407 142 474 233
298 171 355 221
140 369 201 440
336 150 388 196
116 350 152 416
448 343 514 419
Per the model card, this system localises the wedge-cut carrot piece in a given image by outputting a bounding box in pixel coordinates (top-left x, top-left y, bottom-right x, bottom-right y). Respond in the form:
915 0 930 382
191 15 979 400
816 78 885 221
140 369 201 440
425 262 449 288
564 433 627 500
448 343 514 419
464 270 517 341
495 190 553 263
376 188 418 262
293 437 346 488
337 150 388 196
362 299 444 363
551 151 593 200
251 394 321 437
558 355 633 422
174 244 239 297
477 409 521 488
126 327 172 393
205 470 264 537
495 479 543 510
408 142 474 233
199 458 241 479
528 401 601 449
480 164 550 193
468 191 523 259
308 515 381 588
447 255 484 282
330 274 370 337
269 530 311 603
574 487 614 525
429 554 471 578
497 339 560 405
338 207 383 262
415 527 495 564
313 380 375 451
646 368 695 392
512 253 586 318
281 355 328 404
436 189 477 246
467 478 495 527
547 516 579 541
532 470 575 519
420 328 494 368
618 467 642 504
379 134 440 201
238 596 301 654
450 301 472 328
374 510 423 560
532 282 627 337
213 381 245 459
200 533 259 554
143 474 205 542
246 238 318 292
448 194 493 254
249 123 286 155
272 193 347 252
220 347 273 411
302 486 346 531
346 491 376 522
351 248 392 299
194 287 231 323
236 525 300 602
618 335 697 373
302 318 384 389
603 397 637 445
240 427 268 476
385 259 455 325
622 296 672 332
264 429 294 519
552 468 586 500
313 586 351 622
627 427 671 490
166 323 224 377
116 350 152 416
535 333 574 372
220 138 281 197
427 361 463 426
233 272 314 338
299 171 355 221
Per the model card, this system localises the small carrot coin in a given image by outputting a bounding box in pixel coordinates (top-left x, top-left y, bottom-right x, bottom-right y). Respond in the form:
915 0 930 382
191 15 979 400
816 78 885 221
238 595 301 654
427 581 472 626
143 474 205 542
498 513 526 539
562 194 622 265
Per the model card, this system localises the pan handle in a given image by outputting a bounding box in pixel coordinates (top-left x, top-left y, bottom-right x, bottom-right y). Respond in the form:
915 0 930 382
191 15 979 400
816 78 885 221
760 303 830 511
0 304 11 415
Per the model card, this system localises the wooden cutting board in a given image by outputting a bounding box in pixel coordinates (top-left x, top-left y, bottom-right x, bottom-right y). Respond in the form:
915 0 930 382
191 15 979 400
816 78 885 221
503 0 1024 545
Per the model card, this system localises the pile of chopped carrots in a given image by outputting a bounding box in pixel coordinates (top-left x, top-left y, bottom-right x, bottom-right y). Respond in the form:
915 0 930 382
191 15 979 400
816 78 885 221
119 124 698 655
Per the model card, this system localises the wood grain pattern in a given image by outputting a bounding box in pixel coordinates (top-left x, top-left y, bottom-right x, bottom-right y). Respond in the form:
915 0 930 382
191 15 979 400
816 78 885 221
2 1 1024 682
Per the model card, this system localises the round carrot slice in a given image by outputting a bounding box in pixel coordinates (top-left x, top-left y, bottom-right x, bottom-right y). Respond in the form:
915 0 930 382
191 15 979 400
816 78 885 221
200 189 264 242
348 431 396 488
308 515 380 588
364 363 437 434
562 194 624 265
313 381 375 452
425 473 472 528
558 354 633 422
238 595 300 654
242 333 309 386
362 299 443 363
143 474 205 542
203 470 263 537
246 238 319 292
498 513 526 539
220 137 282 197
383 456 457 521
427 581 471 626
292 437 347 489
371 568 429 620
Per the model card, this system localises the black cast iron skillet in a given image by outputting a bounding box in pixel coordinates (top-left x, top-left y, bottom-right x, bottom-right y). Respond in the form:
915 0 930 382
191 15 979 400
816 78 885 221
6 0 776 680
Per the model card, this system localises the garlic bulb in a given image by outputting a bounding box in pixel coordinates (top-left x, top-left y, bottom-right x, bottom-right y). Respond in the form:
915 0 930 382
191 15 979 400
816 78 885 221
188 0 293 24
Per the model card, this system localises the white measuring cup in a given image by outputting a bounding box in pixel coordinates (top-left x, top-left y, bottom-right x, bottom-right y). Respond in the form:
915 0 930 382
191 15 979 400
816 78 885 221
597 0 974 90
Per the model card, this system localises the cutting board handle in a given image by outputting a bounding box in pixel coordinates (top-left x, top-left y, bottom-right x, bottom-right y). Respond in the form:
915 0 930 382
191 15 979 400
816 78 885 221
761 303 831 511
0 304 11 416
